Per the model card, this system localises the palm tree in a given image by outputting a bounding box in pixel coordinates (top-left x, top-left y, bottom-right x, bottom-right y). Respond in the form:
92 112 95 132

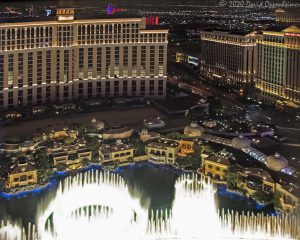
114 160 120 168
128 157 134 163
0 178 6 191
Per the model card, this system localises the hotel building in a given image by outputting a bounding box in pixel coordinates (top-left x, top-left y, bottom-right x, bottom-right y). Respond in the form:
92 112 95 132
255 26 300 106
99 142 134 165
199 30 257 87
0 8 168 110
275 8 300 27
146 139 178 164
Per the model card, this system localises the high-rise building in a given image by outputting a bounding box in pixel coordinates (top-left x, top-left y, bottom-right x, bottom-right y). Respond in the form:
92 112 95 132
275 8 300 27
0 8 168 110
255 26 300 107
199 30 257 87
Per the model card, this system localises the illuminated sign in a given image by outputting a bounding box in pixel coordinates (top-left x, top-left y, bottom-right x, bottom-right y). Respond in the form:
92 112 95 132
56 8 75 21
285 33 300 37
46 9 52 16
57 15 74 21
188 56 199 67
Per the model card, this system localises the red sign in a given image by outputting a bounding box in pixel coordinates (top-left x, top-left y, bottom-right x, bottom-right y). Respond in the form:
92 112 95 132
285 33 300 37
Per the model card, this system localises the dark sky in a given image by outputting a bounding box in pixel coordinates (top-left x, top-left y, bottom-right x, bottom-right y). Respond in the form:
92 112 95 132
0 0 299 8
0 0 224 8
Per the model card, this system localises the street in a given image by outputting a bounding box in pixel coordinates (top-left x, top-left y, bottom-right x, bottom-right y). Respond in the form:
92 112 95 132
0 106 189 142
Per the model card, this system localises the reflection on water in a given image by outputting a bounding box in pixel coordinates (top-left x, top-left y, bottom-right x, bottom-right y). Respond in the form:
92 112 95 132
0 163 275 226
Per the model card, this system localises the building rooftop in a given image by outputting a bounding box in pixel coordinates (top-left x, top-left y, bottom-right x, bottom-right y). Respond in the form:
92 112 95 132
263 25 300 33
103 126 133 135
232 135 251 150
100 143 132 154
10 159 36 175
283 184 300 198
0 15 145 26
184 122 204 137
201 29 256 36
275 8 300 15
266 153 289 172
0 143 19 151
205 155 231 166
147 139 179 149
243 167 274 183
52 147 91 158
144 117 164 125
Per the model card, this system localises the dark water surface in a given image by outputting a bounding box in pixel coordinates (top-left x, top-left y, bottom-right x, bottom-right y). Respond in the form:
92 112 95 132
0 164 275 226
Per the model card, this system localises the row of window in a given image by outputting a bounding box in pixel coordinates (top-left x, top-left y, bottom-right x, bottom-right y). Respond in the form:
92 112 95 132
1 46 165 89
0 24 167 50
3 79 165 107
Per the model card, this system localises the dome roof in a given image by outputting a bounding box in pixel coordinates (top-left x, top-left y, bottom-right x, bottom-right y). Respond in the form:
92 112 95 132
184 123 204 137
96 121 105 130
266 153 288 172
232 135 251 149
202 120 217 128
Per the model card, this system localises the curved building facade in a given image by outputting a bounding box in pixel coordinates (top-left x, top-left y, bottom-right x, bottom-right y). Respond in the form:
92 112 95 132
0 8 168 110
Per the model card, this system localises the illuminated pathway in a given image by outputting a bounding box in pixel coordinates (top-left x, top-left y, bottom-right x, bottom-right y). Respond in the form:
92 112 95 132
200 133 296 176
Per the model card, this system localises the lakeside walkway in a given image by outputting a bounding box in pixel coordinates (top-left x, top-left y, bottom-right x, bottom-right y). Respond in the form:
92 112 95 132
0 107 188 142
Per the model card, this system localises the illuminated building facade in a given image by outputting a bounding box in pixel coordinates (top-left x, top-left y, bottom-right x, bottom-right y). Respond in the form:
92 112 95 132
99 142 134 164
51 147 93 170
7 159 38 188
0 8 168 110
146 139 178 164
203 155 230 182
275 8 300 27
255 26 300 106
199 30 256 87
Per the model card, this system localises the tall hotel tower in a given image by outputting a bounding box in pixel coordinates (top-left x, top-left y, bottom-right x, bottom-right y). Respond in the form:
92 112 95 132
0 9 168 110
200 30 257 87
255 26 300 106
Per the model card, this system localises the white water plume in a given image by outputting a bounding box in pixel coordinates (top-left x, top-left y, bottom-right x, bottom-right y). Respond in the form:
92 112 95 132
0 171 299 240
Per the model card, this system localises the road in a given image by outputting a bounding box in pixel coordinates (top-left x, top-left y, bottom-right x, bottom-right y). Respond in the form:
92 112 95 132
0 107 167 141
0 106 190 142
168 62 241 108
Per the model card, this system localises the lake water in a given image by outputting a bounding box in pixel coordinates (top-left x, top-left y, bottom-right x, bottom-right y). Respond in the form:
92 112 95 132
0 163 275 227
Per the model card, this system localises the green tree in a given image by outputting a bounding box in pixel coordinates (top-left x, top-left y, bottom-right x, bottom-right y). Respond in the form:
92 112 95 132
187 147 202 170
224 166 243 190
81 158 90 168
204 144 215 154
56 163 67 172
0 154 11 178
128 157 134 163
86 137 100 152
39 168 55 183
64 137 76 145
91 152 99 163
35 149 50 170
251 190 273 204
77 124 87 135
272 192 282 209
0 178 6 191
114 160 120 168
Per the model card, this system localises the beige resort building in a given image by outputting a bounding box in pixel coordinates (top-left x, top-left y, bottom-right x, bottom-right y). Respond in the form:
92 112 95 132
0 8 168 110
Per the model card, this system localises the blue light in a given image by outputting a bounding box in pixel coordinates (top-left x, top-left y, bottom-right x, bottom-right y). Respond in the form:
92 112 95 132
46 9 52 16
107 5 113 15
0 162 279 218
0 165 103 200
